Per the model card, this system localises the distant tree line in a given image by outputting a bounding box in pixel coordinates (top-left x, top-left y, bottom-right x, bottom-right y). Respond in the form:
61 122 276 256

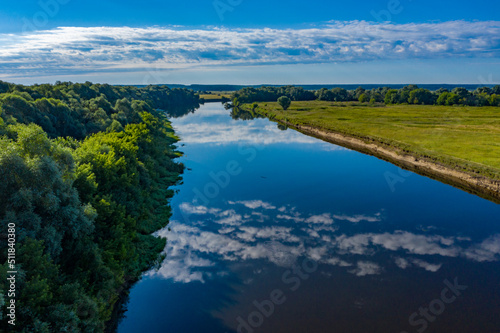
230 84 500 107
0 81 200 332
0 81 200 139
231 86 316 103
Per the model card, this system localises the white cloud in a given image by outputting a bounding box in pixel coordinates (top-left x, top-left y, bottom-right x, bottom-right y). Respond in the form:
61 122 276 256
411 259 442 272
179 202 221 215
150 199 500 285
306 246 328 261
216 213 246 226
218 227 235 234
239 241 304 267
463 234 500 262
236 226 301 243
229 200 276 210
305 213 334 224
370 232 459 257
394 257 410 269
251 211 269 223
335 234 373 255
277 214 305 223
333 213 381 223
334 231 460 257
150 257 210 283
323 257 352 267
349 261 382 276
176 121 318 145
1 21 499 77
178 203 250 226
304 228 320 238
394 257 442 272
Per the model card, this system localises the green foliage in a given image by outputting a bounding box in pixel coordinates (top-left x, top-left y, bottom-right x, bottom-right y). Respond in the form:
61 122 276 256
278 96 291 110
316 87 350 102
0 82 190 332
384 89 399 104
489 94 500 107
231 85 315 104
408 88 437 105
437 92 460 106
0 82 200 139
231 84 500 107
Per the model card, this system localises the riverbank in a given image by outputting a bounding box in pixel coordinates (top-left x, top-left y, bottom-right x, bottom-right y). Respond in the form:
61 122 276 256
0 82 195 332
246 101 500 203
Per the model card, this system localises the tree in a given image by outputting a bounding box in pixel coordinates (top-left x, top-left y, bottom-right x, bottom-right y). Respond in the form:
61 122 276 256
331 88 349 102
384 90 399 104
408 89 436 105
451 87 471 105
435 88 449 95
474 93 489 107
474 87 492 95
354 87 366 100
489 94 500 107
278 96 291 110
437 92 460 106
316 88 333 101
358 94 368 103
0 82 196 331
436 92 450 105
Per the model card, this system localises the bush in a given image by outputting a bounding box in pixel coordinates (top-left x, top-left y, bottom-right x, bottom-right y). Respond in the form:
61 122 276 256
278 96 291 110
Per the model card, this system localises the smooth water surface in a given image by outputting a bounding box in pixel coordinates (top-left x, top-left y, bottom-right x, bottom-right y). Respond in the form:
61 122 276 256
118 103 500 333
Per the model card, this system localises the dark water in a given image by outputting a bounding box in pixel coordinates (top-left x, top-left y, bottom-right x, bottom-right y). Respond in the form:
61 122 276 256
118 103 500 333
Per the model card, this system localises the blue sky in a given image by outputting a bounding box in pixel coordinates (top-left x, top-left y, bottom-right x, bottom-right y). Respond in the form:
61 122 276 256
0 0 499 84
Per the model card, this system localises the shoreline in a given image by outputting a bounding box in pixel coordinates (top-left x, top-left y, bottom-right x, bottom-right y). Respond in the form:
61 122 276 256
270 116 500 204
201 99 226 104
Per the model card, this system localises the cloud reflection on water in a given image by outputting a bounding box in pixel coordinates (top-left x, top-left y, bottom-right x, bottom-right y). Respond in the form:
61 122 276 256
147 200 500 283
172 105 347 150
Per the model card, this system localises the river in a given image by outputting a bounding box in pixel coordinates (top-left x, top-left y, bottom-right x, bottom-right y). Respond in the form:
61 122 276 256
118 103 500 333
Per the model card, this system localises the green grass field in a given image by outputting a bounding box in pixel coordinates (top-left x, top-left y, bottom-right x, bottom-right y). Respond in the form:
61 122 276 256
250 101 500 179
199 91 232 100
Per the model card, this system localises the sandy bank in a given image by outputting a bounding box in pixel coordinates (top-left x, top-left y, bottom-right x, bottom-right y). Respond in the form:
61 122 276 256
279 119 500 204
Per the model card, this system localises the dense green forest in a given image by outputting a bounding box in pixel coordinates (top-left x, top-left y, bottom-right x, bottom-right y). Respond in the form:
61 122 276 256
0 81 200 332
230 85 500 106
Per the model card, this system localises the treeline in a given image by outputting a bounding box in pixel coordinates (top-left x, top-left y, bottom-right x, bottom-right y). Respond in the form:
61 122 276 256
230 85 500 106
231 86 316 103
0 81 200 139
0 82 199 332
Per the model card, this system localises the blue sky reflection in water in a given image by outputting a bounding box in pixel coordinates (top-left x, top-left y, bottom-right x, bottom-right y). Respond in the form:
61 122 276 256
118 104 500 333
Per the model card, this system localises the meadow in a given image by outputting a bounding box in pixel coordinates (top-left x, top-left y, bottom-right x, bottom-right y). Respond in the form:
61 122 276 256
250 101 500 180
199 92 232 101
